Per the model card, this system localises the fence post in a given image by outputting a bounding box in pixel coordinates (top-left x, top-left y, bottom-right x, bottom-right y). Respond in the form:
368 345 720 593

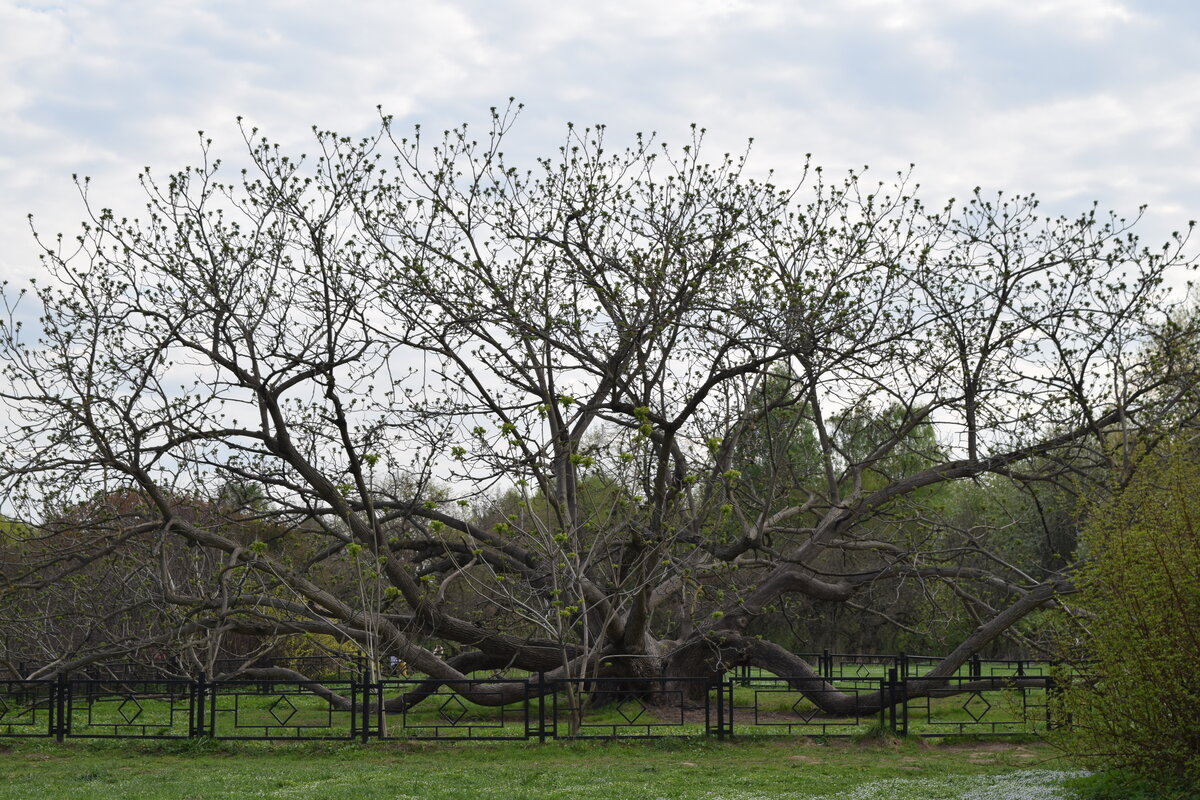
714 672 725 740
1045 660 1059 730
193 671 208 738
210 670 219 738
47 673 57 740
1045 671 1056 729
55 672 67 743
189 673 196 738
349 667 358 742
970 653 981 679
357 662 367 748
537 672 547 743
886 668 898 735
822 649 831 679
720 671 729 738
898 651 908 680
376 670 385 741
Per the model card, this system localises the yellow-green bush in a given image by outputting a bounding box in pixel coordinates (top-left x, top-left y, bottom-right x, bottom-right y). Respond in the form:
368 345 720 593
1058 442 1200 784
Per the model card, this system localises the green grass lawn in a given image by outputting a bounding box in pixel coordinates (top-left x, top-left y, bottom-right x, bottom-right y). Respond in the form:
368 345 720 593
0 736 1085 800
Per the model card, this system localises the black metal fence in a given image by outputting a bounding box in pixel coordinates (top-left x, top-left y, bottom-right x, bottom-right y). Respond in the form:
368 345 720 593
0 656 1071 743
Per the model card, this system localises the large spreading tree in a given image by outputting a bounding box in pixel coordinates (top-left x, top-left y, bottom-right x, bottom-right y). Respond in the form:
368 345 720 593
2 105 1196 713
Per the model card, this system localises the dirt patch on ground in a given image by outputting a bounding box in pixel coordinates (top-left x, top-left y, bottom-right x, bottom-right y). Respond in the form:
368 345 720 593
938 741 1022 753
786 754 823 764
936 741 1054 767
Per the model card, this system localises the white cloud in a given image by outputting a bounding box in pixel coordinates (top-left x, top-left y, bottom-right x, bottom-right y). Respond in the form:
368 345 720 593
841 0 1141 38
970 0 1141 37
1 0 1198 284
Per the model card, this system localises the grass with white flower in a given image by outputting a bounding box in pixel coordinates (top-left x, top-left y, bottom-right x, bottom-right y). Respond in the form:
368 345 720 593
0 736 1087 800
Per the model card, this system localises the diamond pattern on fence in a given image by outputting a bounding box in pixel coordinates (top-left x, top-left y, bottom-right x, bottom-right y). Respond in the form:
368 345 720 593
616 698 646 724
790 697 820 723
268 695 297 726
962 692 990 722
437 696 468 725
117 697 143 724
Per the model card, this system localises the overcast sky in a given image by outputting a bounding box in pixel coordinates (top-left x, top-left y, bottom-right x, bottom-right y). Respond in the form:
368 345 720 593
3 0 1199 287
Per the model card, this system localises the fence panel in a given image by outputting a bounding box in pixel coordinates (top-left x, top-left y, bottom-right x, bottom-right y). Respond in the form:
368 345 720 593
1 657 1072 744
727 676 885 737
901 675 1050 737
207 679 358 741
375 678 531 741
548 677 713 739
63 678 194 739
0 680 54 739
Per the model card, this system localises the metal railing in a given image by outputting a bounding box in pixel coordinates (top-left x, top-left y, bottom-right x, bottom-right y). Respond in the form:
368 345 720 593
0 658 1069 743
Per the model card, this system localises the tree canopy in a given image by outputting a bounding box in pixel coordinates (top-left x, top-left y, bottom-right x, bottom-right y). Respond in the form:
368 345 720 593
1 106 1197 711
